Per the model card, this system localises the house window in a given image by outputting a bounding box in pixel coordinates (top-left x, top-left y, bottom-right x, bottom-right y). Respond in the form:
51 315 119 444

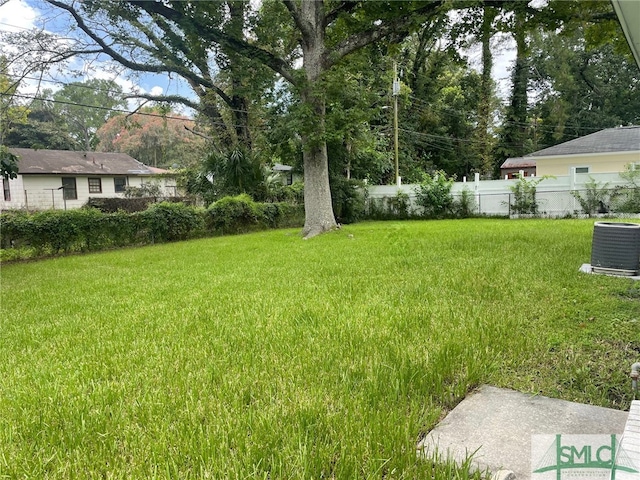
575 167 590 174
88 177 102 194
62 177 77 200
114 177 127 193
2 179 10 201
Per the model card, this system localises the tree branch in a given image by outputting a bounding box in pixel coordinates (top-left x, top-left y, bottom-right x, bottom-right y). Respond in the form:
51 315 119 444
324 1 361 27
123 93 200 111
326 2 443 68
44 0 219 90
134 1 298 85
283 0 312 41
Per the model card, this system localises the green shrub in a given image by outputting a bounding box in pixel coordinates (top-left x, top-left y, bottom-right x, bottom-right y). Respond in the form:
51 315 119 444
32 210 82 253
262 180 305 204
387 191 411 219
453 188 477 218
570 177 610 215
612 187 640 214
414 171 455 218
0 210 33 249
1 198 302 261
364 192 413 220
257 202 279 228
509 175 547 215
207 194 259 234
256 202 305 229
140 202 205 243
275 202 305 228
365 197 386 219
610 166 640 213
330 177 366 224
282 182 304 204
86 197 154 213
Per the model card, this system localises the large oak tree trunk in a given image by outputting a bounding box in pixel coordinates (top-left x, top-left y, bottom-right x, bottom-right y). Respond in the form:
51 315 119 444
300 0 337 238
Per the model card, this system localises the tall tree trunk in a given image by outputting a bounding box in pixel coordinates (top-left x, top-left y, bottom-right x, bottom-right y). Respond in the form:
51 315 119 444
494 4 530 175
228 0 252 149
477 5 496 177
510 12 529 153
300 0 337 238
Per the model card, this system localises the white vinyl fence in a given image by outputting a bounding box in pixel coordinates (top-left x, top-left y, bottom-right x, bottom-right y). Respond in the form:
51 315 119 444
366 172 639 217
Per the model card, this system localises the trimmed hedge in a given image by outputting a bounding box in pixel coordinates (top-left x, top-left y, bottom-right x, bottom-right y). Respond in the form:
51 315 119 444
0 199 304 260
86 196 192 213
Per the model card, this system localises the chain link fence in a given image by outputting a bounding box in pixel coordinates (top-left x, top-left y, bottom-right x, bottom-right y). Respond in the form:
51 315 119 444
490 187 640 217
4 186 183 212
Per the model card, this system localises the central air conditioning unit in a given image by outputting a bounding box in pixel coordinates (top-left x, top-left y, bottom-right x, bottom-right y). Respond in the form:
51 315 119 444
591 222 640 276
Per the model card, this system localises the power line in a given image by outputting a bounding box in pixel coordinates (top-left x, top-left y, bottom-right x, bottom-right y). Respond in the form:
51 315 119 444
0 91 198 122
5 74 131 98
0 91 271 132
0 21 32 31
4 73 255 115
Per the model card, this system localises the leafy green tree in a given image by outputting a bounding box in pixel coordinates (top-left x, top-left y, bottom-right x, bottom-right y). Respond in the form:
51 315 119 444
5 89 76 150
399 45 486 181
528 28 640 146
52 79 126 151
0 146 19 179
0 56 28 146
193 146 264 202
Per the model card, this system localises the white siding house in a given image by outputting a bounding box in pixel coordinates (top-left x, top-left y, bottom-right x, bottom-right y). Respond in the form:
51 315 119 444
1 148 177 211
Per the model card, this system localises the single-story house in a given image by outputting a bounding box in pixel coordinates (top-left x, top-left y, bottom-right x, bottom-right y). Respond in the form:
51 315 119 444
525 126 640 177
272 163 302 185
499 157 537 179
1 148 177 211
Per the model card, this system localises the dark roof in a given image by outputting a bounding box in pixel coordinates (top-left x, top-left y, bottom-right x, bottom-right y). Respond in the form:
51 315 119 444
527 126 640 158
272 163 293 172
8 148 167 175
500 157 537 169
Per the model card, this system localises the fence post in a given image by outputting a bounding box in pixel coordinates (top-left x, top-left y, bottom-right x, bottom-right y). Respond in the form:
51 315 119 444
508 193 511 217
24 190 28 210
474 173 480 215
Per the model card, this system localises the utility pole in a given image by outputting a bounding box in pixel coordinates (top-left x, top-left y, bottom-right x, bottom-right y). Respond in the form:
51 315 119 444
393 62 400 187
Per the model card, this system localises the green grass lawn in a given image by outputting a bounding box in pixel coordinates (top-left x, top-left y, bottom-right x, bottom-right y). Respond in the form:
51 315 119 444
1 219 639 478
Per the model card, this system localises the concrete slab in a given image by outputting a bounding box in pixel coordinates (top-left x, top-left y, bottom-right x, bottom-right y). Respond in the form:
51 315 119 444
619 400 640 480
580 263 640 280
418 385 629 479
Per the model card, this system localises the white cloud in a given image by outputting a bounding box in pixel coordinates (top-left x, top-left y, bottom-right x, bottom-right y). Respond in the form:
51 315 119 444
150 86 163 96
0 0 38 32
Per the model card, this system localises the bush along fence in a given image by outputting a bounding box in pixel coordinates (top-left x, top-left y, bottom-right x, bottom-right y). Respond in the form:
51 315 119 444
0 195 304 261
366 170 640 219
